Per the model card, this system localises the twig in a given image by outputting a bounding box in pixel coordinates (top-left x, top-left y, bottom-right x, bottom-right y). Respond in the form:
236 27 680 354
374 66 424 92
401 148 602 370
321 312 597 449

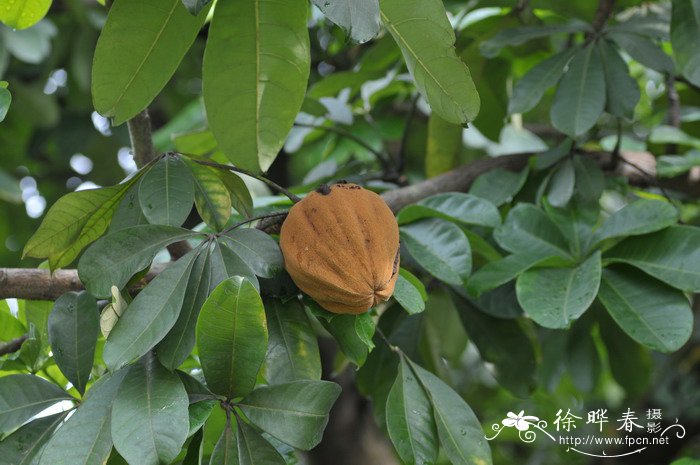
189 158 302 203
0 335 28 356
220 211 289 235
294 122 390 172
666 75 682 153
591 0 616 34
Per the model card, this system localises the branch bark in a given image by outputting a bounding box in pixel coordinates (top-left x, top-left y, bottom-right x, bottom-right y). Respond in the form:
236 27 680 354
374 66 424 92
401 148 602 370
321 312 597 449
0 335 28 356
2 149 699 300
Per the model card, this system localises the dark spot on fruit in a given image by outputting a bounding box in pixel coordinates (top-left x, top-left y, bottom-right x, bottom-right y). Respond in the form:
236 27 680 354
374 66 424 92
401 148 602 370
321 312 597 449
316 184 331 195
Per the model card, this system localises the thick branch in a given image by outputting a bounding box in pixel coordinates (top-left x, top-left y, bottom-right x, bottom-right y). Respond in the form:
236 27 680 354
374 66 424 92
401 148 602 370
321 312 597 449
591 0 616 33
3 150 699 301
0 335 28 356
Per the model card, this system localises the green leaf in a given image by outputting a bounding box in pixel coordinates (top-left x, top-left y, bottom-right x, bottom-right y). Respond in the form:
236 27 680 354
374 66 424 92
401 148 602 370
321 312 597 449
181 0 212 16
0 86 11 123
237 380 341 450
210 240 260 292
109 182 148 232
0 0 51 30
311 302 375 367
157 247 213 370
480 23 591 58
23 182 134 268
221 229 284 278
671 0 700 86
92 0 210 124
408 361 492 465
380 0 479 124
605 225 700 292
264 299 321 384
209 418 237 465
544 199 598 258
598 39 640 119
393 269 427 315
649 125 700 149
452 291 536 397
386 358 438 465
550 44 606 137
572 155 605 204
565 318 601 392
657 150 700 177
47 291 99 395
547 158 575 207
196 276 267 398
468 252 565 294
494 203 571 259
0 302 26 342
111 354 189 465
38 370 127 465
186 160 232 231
312 0 380 43
598 266 693 352
138 155 195 227
217 170 254 218
0 374 72 434
509 47 577 114
203 0 310 172
78 224 200 298
516 251 601 329
609 32 675 73
591 199 679 246
235 418 286 465
182 429 204 465
426 114 463 177
397 193 500 229
400 219 472 286
469 167 529 207
0 412 66 465
103 248 198 370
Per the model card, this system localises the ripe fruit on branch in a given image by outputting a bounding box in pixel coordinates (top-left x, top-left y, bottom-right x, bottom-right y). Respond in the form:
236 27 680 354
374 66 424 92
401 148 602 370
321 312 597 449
279 182 400 315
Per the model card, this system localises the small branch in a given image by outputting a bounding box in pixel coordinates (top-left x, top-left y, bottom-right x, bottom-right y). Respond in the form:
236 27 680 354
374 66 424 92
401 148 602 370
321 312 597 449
591 0 616 33
294 123 390 172
189 158 302 203
0 335 28 356
221 211 289 235
127 110 157 168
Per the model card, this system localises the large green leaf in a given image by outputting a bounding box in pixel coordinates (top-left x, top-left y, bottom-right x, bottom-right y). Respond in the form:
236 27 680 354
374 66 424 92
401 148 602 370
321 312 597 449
312 0 380 43
210 240 260 292
469 167 529 207
111 354 189 465
0 412 66 465
0 0 51 30
264 299 321 384
397 193 500 229
138 155 194 227
47 291 99 395
480 22 591 57
544 200 598 258
550 44 606 137
92 0 210 124
23 182 133 268
426 114 463 177
591 199 679 247
38 370 128 465
453 291 536 397
610 32 675 74
393 269 427 315
598 39 640 119
516 251 601 329
235 418 286 465
109 182 148 232
509 47 577 114
598 267 693 352
494 203 571 259
78 225 200 298
380 0 479 124
408 361 492 465
565 317 601 392
237 380 341 450
386 358 438 465
221 229 284 278
605 225 700 292
196 276 267 398
157 247 213 370
203 0 310 171
0 374 72 434
208 418 237 465
103 249 198 370
311 304 375 367
400 218 472 286
186 160 232 232
546 158 575 207
216 170 254 218
671 0 700 86
468 252 564 294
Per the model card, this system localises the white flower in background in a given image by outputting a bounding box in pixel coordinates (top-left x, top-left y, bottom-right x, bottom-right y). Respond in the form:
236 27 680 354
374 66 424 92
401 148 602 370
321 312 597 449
502 411 539 431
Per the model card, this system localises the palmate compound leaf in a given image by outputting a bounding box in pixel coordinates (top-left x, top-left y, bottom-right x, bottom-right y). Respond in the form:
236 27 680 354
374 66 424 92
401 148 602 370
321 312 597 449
203 0 310 172
102 247 200 370
237 380 341 450
196 276 267 398
92 0 210 124
380 0 479 125
209 416 286 465
47 291 99 395
111 353 189 465
78 224 202 298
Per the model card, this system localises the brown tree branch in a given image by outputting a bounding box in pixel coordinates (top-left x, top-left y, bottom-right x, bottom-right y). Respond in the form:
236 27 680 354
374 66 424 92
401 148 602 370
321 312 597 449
0 335 28 356
2 150 699 301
